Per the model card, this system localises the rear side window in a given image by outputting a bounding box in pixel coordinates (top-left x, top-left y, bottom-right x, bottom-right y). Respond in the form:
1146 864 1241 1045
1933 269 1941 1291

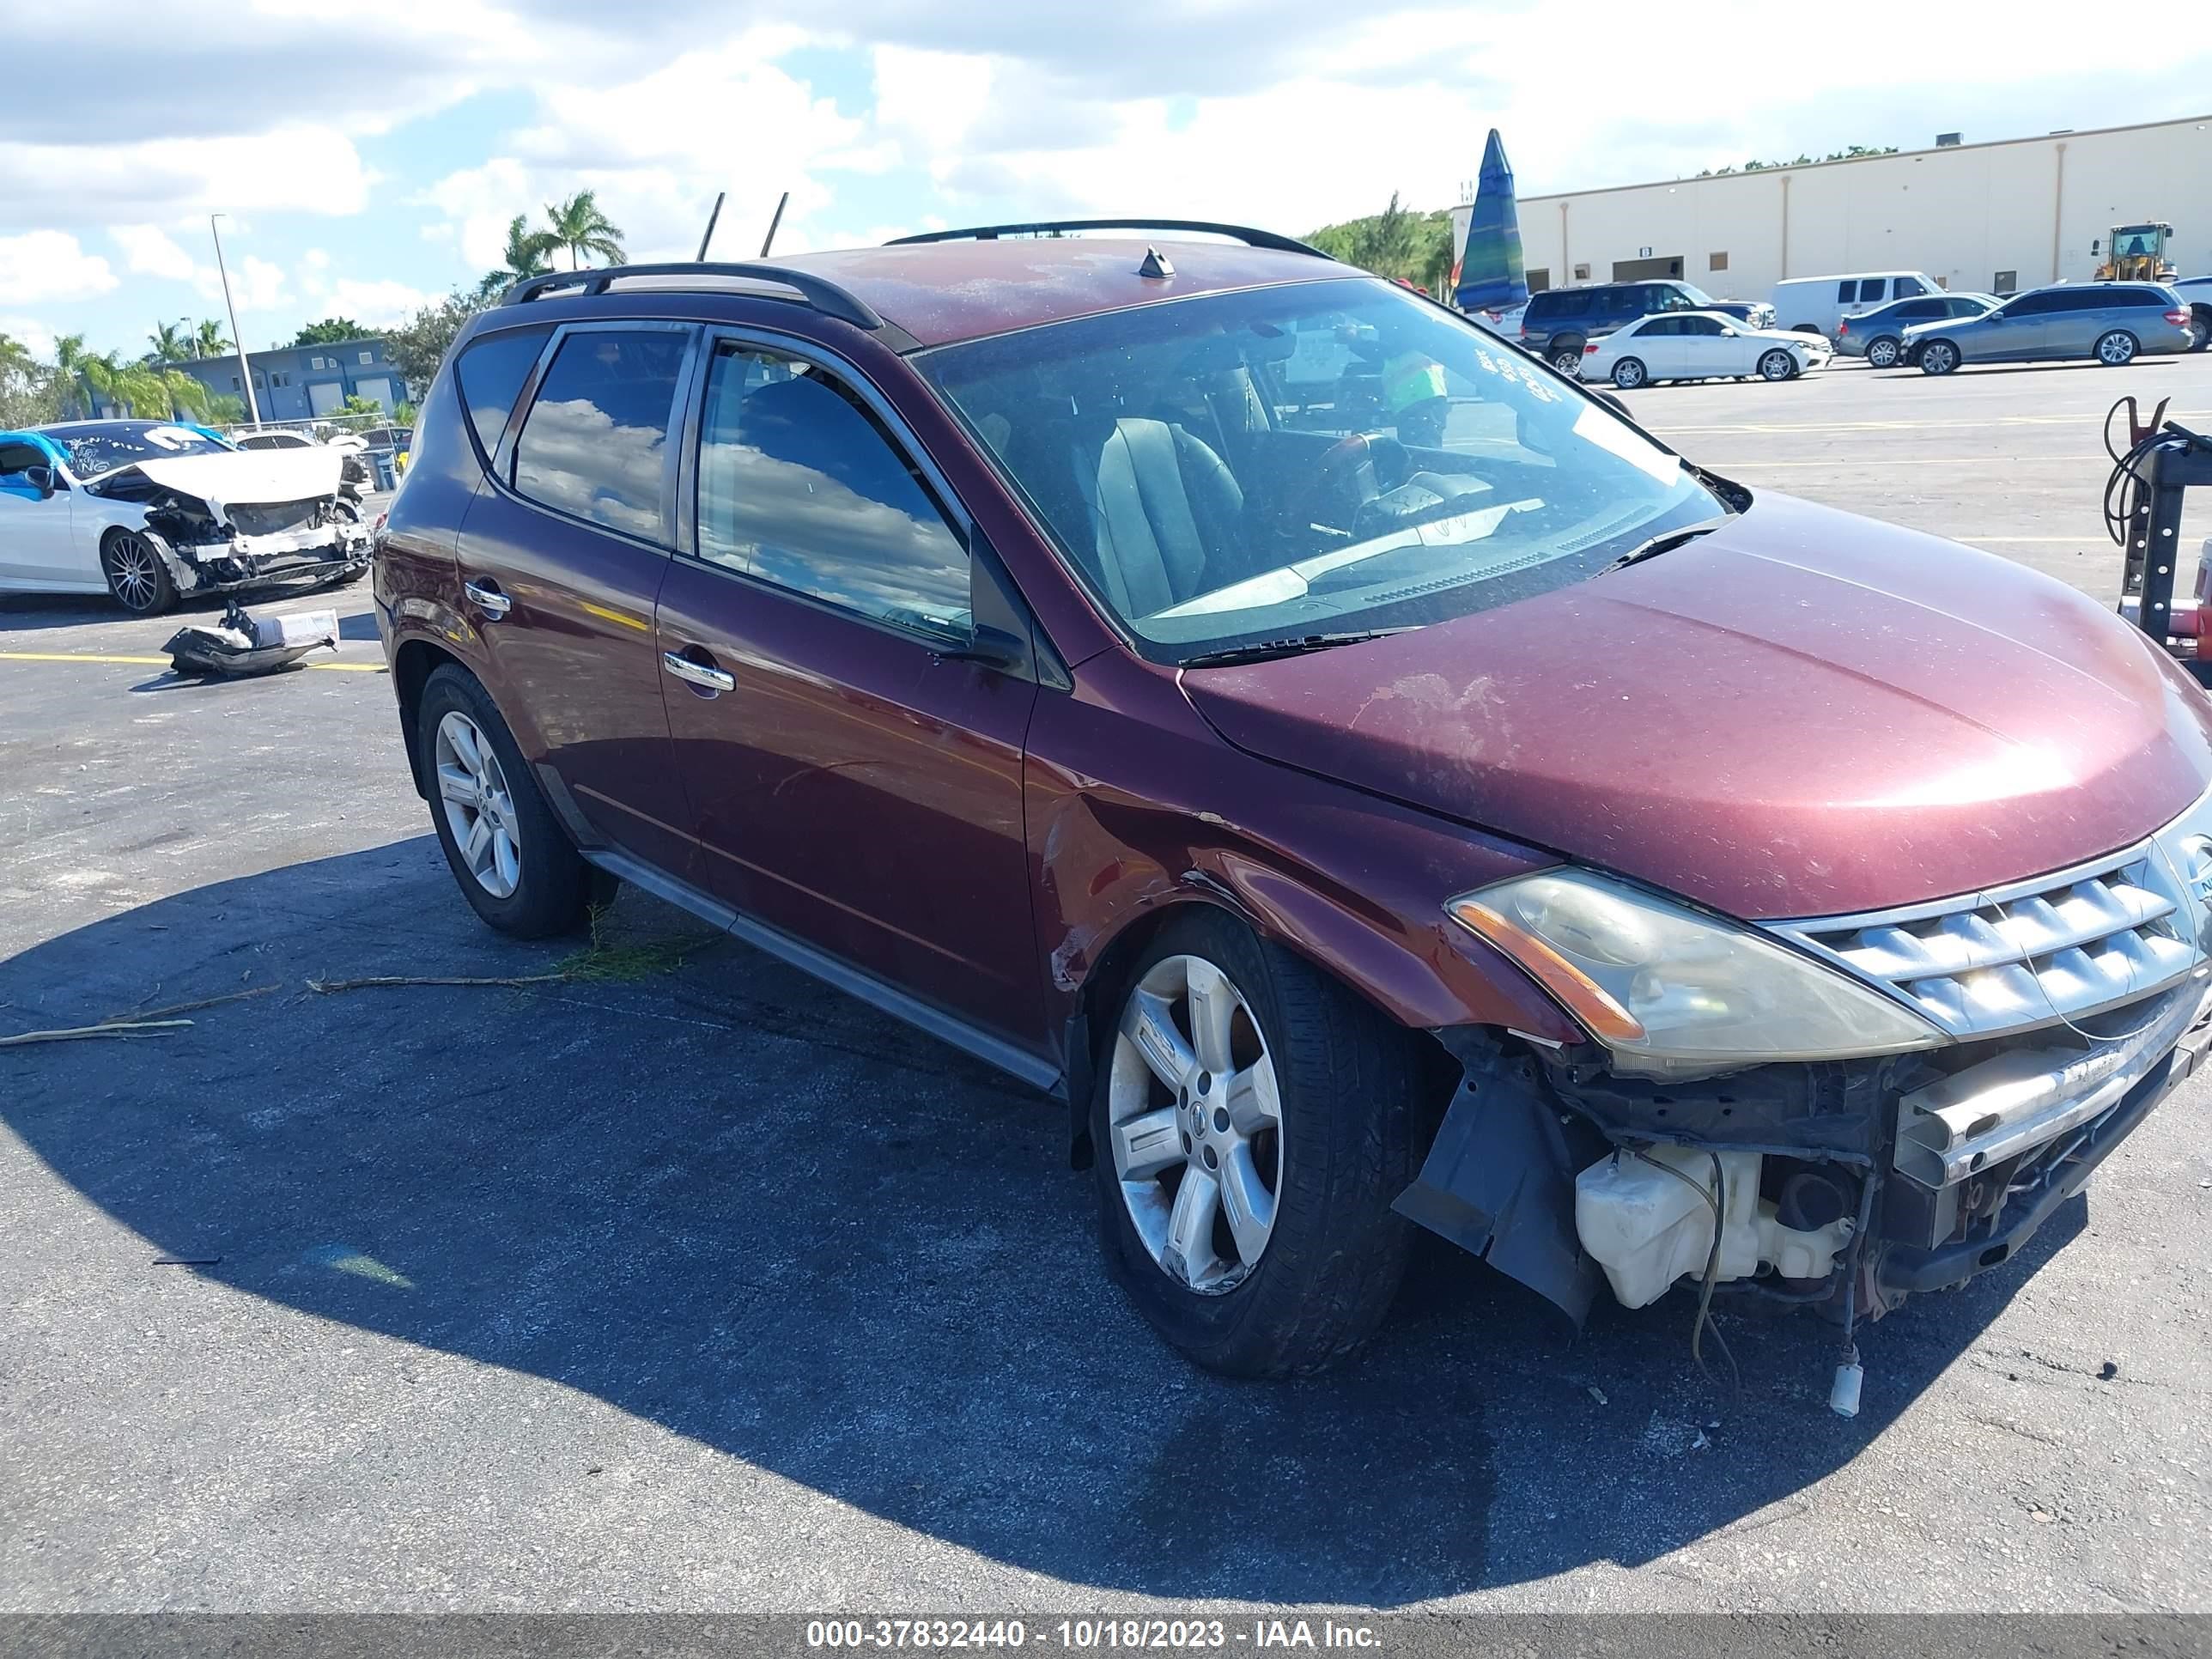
453 325 552 464
1836 281 1858 301
1528 291 1580 321
512 328 689 542
2117 289 2166 308
1893 276 1927 298
693 345 971 638
1897 301 1941 319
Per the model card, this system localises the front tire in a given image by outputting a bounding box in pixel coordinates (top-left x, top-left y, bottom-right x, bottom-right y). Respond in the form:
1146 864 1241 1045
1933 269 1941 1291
416 664 594 938
1611 357 1647 389
1920 339 1961 375
2094 330 2139 367
100 529 175 616
1091 910 1424 1378
1865 336 1901 368
1759 349 1796 381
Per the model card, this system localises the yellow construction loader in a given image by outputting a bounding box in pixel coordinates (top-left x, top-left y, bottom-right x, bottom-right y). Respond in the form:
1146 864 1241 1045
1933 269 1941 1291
2095 223 2179 283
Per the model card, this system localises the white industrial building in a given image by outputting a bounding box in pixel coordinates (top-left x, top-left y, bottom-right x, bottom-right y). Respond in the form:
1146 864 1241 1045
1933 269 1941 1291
1454 115 2211 313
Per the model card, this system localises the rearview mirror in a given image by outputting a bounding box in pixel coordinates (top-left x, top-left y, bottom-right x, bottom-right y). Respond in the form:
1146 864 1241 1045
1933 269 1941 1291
23 465 57 497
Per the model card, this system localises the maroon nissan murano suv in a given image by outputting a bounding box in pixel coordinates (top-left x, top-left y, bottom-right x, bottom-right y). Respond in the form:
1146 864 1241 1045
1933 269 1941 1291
374 222 2212 1404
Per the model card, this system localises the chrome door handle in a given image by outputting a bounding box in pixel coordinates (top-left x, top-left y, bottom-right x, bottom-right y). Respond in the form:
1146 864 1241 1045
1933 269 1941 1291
662 650 734 693
463 578 511 619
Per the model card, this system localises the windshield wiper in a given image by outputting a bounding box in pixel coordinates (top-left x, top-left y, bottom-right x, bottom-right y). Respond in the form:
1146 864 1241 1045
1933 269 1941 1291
1601 516 1734 574
1178 628 1415 670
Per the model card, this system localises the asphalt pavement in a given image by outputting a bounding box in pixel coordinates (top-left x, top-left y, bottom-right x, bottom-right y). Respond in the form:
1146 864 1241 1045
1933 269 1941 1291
3 358 2209 1615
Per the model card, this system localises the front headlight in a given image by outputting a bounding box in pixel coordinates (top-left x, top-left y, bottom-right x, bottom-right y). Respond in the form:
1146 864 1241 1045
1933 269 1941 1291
1447 869 1946 1076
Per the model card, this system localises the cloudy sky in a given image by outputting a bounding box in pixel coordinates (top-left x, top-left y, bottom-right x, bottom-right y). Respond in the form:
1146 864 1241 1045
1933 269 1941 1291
3 0 2207 361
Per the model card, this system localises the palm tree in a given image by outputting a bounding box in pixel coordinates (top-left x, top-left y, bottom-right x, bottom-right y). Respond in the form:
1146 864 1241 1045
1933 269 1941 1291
540 191 625 271
193 319 232 360
155 368 213 422
147 321 192 364
54 333 95 416
477 213 561 299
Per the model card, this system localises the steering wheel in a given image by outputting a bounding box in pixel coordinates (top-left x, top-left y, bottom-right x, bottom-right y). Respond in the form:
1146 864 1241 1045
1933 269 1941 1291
1287 430 1409 538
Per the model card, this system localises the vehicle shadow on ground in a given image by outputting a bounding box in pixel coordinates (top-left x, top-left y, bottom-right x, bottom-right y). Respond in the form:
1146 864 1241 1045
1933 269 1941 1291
0 595 125 633
0 842 2063 1604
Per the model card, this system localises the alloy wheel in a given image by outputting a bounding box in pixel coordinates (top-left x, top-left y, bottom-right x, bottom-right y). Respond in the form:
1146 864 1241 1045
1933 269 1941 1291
434 710 522 899
1868 338 1899 368
2096 331 2136 366
1923 342 1958 374
1759 349 1795 380
103 533 163 611
1107 954 1283 1294
1552 348 1583 376
1613 359 1644 389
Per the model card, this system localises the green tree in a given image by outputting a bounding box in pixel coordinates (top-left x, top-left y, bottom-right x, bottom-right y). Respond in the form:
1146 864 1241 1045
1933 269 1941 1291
392 399 419 428
155 368 214 422
385 289 488 394
1305 197 1458 289
294 317 369 346
207 392 246 423
147 321 193 363
193 319 233 359
477 213 560 299
540 190 626 271
0 332 63 427
337 393 385 417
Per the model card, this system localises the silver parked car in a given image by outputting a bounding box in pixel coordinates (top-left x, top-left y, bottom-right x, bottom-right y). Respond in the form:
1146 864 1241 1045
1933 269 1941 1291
2172 276 2212 351
1905 283 2195 374
1835 292 1996 367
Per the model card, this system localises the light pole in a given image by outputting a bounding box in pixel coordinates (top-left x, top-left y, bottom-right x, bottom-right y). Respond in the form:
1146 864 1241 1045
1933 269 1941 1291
209 213 260 429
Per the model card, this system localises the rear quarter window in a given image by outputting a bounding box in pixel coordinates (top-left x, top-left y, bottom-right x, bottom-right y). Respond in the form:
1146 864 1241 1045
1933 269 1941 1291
511 328 690 544
453 325 553 466
2116 289 2167 308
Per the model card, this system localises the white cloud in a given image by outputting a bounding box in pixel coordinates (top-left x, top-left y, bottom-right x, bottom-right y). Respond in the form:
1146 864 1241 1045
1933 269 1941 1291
195 254 289 312
321 278 435 327
0 126 371 228
0 232 119 303
111 224 199 280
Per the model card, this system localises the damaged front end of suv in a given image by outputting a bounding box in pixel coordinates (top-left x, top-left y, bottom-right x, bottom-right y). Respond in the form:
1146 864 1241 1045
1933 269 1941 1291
1400 811 2212 1413
88 453 371 599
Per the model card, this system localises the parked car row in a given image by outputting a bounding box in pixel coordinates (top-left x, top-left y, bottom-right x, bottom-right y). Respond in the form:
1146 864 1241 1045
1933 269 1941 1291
1499 268 2204 386
1515 280 1777 376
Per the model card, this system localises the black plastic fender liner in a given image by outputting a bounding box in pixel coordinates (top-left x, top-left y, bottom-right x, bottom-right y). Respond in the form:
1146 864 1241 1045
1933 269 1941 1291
1394 1042 1605 1327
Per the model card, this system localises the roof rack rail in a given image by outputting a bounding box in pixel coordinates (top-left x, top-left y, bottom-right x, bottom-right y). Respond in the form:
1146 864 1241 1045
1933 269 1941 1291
499 261 888 332
886 219 1330 258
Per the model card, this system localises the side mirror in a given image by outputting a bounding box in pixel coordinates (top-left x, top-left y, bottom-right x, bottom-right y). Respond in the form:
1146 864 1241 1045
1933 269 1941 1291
23 465 58 497
939 621 1030 674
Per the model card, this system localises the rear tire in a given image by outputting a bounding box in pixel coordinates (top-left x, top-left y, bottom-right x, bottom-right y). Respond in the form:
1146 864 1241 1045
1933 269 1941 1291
1091 909 1424 1378
1919 339 1960 375
2094 330 2139 367
1865 337 1901 368
2190 310 2210 352
100 529 175 616
416 664 594 939
1549 339 1587 377
1611 357 1646 389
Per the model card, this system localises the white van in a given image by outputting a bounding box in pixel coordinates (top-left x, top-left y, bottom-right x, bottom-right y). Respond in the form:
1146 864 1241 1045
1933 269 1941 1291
1770 272 1943 337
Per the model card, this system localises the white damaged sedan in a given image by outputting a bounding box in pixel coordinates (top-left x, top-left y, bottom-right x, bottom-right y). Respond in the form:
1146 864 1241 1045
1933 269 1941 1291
1579 309 1832 389
0 420 371 615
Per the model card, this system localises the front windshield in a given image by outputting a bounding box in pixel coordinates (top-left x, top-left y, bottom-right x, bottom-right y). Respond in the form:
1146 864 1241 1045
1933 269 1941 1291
919 276 1724 663
52 423 229 477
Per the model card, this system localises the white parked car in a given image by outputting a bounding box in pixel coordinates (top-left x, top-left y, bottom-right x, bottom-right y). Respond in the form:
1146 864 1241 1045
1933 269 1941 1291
0 420 371 615
1580 310 1832 388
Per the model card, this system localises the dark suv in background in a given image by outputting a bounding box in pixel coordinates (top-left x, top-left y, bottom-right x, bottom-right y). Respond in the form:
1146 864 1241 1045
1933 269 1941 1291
372 222 2212 1400
1519 280 1776 374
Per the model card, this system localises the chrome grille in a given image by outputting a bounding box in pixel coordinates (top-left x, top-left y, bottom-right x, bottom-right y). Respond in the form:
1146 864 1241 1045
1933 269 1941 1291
1770 840 2210 1041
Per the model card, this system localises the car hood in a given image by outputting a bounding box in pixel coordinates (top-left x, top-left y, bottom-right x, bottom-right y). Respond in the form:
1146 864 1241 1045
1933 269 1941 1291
94 449 345 519
1178 494 2212 921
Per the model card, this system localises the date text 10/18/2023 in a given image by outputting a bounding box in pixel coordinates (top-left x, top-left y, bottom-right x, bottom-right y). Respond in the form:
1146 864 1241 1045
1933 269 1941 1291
804 1618 1383 1650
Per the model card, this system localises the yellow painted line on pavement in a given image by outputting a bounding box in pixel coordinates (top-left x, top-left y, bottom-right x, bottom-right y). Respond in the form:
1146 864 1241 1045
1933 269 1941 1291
0 650 386 673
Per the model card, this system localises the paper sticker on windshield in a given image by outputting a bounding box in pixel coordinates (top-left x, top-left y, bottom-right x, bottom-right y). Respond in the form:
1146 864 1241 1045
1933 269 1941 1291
142 426 203 450
1572 404 1680 483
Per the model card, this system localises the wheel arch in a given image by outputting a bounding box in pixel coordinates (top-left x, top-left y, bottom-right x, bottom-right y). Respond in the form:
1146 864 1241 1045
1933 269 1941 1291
392 636 465 799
